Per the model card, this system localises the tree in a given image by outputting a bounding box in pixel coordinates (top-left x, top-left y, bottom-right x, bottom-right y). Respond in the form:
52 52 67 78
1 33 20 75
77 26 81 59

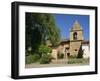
25 13 42 54
25 13 60 54
77 44 83 58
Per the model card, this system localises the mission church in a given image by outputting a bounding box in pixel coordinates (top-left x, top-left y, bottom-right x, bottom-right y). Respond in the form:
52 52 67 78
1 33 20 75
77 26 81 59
48 20 90 60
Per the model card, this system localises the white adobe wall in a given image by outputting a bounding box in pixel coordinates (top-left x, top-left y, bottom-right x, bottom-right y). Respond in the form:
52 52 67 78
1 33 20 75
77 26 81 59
82 45 90 58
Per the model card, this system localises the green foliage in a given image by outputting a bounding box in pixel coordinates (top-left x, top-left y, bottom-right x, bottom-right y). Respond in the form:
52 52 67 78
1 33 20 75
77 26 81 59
39 54 53 64
68 58 89 64
25 54 40 64
38 45 52 55
68 55 77 58
26 45 53 64
25 13 60 54
57 53 64 59
25 13 42 54
68 58 83 64
77 45 83 58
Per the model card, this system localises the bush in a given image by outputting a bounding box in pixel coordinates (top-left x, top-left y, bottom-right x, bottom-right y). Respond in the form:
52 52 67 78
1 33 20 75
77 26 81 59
68 55 77 59
38 44 52 55
38 44 53 64
26 45 53 64
39 54 53 64
77 45 83 58
68 58 83 64
25 54 40 64
57 53 64 59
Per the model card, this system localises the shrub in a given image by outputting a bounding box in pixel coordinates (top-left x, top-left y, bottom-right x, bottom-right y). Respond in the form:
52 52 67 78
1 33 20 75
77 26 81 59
38 44 52 55
57 52 64 59
39 54 53 64
77 45 83 58
68 58 82 64
32 54 40 61
68 55 77 59
26 44 53 64
25 54 40 64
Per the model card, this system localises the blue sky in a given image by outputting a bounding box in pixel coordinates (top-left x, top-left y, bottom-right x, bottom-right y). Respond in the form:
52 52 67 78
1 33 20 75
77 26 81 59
53 14 89 40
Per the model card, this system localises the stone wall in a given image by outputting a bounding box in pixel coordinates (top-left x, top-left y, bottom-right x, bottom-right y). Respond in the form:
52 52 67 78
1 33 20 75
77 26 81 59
69 41 82 56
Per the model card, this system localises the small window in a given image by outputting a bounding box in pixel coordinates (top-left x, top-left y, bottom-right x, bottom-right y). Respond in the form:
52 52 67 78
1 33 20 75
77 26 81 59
75 49 77 51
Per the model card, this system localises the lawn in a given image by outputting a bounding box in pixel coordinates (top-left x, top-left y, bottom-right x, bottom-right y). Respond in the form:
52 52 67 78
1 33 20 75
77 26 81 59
67 58 89 64
25 58 89 68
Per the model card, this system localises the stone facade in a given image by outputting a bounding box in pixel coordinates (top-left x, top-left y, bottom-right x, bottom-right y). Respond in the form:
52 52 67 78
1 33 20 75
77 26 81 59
51 20 89 60
69 41 82 56
69 20 84 56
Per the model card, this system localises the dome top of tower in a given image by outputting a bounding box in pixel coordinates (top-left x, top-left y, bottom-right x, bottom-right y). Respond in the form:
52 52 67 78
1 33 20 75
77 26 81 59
71 20 83 31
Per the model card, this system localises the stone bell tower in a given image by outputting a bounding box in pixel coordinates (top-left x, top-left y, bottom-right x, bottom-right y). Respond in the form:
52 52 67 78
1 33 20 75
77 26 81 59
69 20 84 57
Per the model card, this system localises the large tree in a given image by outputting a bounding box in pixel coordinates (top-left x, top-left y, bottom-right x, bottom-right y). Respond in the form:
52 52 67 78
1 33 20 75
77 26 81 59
25 13 60 54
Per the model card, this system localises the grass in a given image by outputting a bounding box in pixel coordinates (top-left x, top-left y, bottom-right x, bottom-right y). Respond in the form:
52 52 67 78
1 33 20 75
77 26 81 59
25 54 40 64
67 58 89 64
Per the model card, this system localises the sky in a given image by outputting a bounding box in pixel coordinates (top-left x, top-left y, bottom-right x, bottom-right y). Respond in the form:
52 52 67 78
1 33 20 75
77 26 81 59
53 14 89 40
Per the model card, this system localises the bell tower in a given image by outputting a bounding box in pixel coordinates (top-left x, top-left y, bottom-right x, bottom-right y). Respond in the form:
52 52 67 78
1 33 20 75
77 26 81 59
69 20 84 57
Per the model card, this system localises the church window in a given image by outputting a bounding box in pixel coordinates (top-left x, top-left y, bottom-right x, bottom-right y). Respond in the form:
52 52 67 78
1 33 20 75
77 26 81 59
73 32 77 40
75 49 77 51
